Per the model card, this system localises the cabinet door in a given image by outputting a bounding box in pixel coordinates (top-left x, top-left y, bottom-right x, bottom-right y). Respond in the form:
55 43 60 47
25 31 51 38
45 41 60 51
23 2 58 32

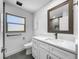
39 47 49 59
32 39 39 59
32 47 38 59
32 47 35 58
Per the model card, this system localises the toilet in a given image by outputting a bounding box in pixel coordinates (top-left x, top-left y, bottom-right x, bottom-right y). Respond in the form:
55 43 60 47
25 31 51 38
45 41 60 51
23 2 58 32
24 42 32 55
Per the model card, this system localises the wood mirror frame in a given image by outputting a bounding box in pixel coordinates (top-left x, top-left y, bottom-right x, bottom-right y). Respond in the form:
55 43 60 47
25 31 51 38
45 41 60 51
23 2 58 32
48 0 73 34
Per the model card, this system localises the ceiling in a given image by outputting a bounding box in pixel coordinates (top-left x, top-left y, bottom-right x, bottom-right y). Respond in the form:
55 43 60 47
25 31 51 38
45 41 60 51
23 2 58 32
4 0 52 13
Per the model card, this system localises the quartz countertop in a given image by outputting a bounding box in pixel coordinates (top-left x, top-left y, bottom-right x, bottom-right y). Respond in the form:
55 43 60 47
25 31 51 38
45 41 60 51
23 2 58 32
33 36 77 55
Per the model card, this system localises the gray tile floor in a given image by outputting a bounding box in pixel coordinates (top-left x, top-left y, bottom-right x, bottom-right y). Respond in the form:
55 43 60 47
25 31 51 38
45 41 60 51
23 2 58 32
5 50 34 59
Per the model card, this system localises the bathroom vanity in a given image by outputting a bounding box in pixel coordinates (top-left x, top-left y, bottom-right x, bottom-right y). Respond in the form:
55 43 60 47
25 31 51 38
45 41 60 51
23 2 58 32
32 0 77 59
32 36 77 59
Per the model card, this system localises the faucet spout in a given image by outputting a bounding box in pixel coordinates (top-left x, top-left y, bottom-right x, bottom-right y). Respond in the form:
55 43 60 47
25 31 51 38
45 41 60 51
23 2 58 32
55 33 58 39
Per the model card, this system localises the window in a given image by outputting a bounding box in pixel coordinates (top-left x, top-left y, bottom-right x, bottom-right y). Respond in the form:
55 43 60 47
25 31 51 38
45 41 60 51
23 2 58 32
6 13 26 32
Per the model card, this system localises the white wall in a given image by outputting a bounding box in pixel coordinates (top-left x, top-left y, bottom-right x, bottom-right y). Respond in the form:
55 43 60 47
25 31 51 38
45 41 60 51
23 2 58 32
0 0 3 59
5 3 34 57
0 0 3 13
0 0 3 45
34 0 78 41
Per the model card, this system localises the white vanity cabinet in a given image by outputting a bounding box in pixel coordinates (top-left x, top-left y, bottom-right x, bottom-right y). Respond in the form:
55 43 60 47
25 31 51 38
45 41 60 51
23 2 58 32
32 39 49 59
32 39 76 59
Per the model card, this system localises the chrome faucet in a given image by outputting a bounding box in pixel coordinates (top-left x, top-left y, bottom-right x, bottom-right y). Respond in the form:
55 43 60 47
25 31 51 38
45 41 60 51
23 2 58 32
55 33 58 39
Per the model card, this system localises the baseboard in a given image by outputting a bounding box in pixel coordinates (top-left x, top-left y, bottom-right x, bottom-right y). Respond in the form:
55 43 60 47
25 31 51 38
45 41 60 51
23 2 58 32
5 48 25 57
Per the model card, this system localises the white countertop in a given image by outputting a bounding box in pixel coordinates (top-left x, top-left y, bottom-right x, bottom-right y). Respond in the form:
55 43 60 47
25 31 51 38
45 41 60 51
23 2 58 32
33 36 77 54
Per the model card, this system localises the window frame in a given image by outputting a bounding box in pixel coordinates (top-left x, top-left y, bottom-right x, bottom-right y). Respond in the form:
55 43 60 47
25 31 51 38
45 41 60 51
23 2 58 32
6 13 26 33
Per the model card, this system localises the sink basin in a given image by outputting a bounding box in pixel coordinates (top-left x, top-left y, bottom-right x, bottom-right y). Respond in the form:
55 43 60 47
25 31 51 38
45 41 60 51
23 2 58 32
45 38 75 47
45 38 68 46
45 38 64 43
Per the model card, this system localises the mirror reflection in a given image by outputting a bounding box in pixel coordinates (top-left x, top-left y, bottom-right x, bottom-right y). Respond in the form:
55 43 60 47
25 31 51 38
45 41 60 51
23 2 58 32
49 4 69 31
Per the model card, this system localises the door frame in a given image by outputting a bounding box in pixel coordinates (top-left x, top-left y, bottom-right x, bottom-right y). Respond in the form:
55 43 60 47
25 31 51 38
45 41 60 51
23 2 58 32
3 2 6 59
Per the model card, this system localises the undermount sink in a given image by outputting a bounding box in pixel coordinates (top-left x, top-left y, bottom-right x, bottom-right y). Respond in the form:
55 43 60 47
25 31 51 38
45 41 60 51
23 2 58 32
45 38 75 47
45 38 64 42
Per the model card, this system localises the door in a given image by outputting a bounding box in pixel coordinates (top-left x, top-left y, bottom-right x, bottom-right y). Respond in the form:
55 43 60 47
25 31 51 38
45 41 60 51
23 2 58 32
0 0 4 59
39 47 49 59
0 12 3 59
0 31 3 59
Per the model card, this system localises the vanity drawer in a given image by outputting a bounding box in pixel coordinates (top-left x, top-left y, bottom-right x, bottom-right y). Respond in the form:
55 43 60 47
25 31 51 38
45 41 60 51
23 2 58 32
49 46 75 59
39 41 49 51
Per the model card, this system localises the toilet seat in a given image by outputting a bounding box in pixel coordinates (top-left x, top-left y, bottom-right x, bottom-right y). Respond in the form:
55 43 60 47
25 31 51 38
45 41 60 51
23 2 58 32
24 42 32 49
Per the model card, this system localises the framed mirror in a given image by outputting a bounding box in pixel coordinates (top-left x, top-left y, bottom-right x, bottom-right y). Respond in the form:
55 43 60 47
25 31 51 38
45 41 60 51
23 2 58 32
48 0 73 34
